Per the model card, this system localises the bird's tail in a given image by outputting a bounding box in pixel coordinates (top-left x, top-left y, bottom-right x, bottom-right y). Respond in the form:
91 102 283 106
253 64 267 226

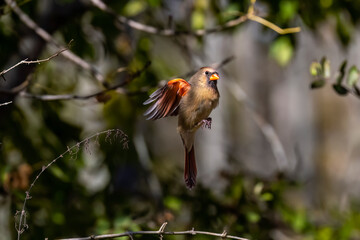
184 145 197 189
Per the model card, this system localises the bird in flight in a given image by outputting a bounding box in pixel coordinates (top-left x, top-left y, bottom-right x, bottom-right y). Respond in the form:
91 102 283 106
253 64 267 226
144 67 220 189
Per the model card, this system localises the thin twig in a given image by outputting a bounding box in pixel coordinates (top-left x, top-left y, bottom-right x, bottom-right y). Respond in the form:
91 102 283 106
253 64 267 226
56 223 249 240
89 0 300 36
18 81 128 101
225 80 290 172
90 0 248 36
211 56 236 70
5 0 106 86
15 62 150 101
248 15 301 34
16 129 128 240
0 101 12 107
0 47 69 77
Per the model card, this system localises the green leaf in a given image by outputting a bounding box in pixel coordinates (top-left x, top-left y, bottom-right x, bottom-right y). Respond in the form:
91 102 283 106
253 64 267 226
246 212 260 223
123 0 147 17
347 65 359 87
261 192 273 201
49 165 70 182
310 79 326 89
317 227 334 240
192 9 205 29
279 0 298 22
164 196 182 211
332 84 349 96
339 60 347 75
336 60 347 84
253 182 263 195
310 62 321 76
52 212 65 225
270 37 293 66
321 58 331 78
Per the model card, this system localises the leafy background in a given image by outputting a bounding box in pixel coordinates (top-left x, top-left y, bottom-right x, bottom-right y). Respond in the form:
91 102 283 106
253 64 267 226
2 0 360 239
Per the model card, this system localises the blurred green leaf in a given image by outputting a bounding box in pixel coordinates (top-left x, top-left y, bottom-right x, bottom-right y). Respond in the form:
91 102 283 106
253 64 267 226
253 182 263 196
52 212 65 225
270 37 293 66
321 57 331 78
123 0 147 17
347 65 359 87
114 216 140 232
279 0 298 22
148 0 161 7
49 165 70 182
261 192 273 201
246 212 260 223
336 12 352 46
192 9 205 29
95 218 111 234
310 62 322 76
316 227 333 240
336 60 347 85
164 196 182 212
310 79 326 89
222 3 241 22
333 84 349 95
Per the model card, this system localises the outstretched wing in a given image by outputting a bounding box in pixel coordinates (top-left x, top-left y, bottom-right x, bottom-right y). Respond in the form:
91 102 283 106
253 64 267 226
143 78 191 120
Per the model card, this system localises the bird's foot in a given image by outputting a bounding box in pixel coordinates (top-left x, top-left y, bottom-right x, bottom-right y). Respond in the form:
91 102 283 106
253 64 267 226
201 117 212 129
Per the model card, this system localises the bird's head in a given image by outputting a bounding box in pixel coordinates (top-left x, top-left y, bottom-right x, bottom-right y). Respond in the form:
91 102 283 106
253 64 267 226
191 67 219 89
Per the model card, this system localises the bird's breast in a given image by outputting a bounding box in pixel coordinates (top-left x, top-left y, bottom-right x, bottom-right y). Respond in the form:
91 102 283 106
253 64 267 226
178 88 219 131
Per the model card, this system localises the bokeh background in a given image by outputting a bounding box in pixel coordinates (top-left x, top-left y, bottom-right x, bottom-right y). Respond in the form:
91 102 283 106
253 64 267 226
2 0 360 239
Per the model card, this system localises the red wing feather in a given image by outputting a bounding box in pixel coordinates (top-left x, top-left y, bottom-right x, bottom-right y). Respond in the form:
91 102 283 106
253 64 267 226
144 78 191 120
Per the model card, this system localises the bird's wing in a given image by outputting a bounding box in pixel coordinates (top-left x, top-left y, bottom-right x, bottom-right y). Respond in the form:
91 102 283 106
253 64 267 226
143 78 191 120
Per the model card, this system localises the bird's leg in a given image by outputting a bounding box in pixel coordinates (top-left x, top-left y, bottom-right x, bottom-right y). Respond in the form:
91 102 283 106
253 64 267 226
200 117 212 129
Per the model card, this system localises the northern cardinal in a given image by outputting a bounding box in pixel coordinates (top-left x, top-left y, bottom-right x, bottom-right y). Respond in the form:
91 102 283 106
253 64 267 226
144 67 220 189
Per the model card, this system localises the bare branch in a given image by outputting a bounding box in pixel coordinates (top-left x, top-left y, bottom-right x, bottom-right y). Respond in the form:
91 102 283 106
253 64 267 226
16 129 128 240
5 0 106 86
18 82 128 101
90 0 249 36
89 0 300 36
225 80 291 172
56 223 250 240
0 47 69 77
211 56 236 70
15 61 150 101
248 15 301 34
0 101 12 107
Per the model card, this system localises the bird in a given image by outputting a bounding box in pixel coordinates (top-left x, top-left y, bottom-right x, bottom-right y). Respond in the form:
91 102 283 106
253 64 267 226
143 67 220 189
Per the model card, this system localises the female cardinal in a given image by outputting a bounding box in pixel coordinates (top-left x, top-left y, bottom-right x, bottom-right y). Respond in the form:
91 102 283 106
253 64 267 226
143 67 220 189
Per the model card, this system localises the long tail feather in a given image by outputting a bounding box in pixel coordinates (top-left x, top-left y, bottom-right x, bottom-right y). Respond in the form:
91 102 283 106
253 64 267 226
184 146 197 189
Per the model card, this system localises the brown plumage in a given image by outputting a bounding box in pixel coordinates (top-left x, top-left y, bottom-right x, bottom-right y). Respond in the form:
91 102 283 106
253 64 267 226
144 67 220 189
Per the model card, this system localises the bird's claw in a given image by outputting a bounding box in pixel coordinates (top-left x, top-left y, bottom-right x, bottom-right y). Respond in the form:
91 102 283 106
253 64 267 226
201 117 212 129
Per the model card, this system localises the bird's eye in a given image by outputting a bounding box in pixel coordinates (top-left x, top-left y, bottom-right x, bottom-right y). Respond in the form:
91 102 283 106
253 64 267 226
205 71 209 75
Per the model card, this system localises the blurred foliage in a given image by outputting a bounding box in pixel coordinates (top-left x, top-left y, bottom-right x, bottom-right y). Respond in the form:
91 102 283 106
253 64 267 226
1 0 360 239
309 57 360 98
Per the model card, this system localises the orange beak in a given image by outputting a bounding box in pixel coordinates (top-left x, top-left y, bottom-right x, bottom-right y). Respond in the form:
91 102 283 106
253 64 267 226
210 73 219 81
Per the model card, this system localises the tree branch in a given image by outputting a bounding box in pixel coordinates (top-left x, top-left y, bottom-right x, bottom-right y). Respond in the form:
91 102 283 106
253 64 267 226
14 61 150 101
89 0 300 36
5 0 107 86
0 101 12 107
0 46 69 77
225 80 291 172
90 0 248 36
16 129 128 240
248 15 300 34
56 222 249 240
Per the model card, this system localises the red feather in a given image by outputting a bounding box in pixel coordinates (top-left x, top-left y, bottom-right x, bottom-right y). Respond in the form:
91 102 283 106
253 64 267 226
144 78 191 120
184 146 196 189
